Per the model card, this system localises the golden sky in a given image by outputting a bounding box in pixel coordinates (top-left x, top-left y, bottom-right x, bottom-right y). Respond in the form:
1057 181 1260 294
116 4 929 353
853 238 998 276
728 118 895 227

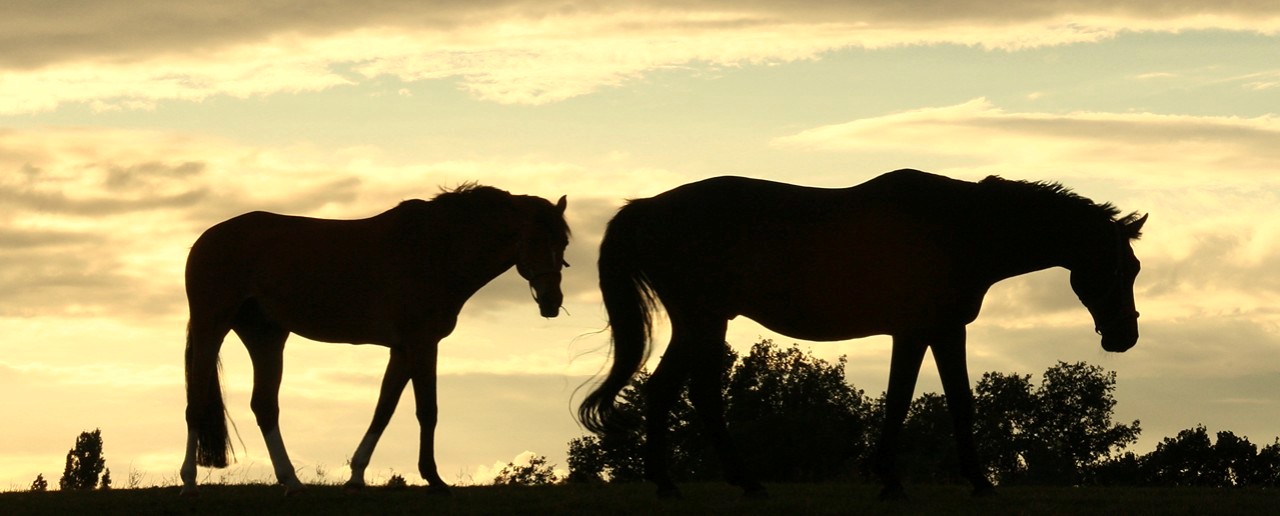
2 1 1279 488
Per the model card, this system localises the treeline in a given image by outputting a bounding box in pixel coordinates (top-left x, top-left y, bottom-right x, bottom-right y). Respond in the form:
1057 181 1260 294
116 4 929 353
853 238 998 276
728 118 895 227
562 340 1280 488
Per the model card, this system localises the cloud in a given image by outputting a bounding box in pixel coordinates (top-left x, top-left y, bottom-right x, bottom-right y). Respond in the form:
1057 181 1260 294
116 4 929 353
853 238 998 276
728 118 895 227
3 2 1280 112
0 127 656 322
0 227 101 249
773 98 1280 187
469 449 567 485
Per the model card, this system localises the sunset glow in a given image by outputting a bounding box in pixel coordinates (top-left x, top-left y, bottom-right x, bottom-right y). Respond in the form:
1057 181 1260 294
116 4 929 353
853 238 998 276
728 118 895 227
2 1 1278 489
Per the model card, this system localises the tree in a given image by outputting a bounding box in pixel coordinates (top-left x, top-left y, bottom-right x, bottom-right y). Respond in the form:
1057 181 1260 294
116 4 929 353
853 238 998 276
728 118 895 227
971 362 1140 485
1088 427 1280 487
1089 451 1145 486
493 455 561 486
1027 362 1141 484
1142 425 1271 487
565 436 607 483
59 429 107 491
1209 430 1258 486
725 341 872 482
1254 439 1280 487
892 392 962 484
30 473 48 492
568 340 869 483
973 371 1037 483
1145 425 1217 486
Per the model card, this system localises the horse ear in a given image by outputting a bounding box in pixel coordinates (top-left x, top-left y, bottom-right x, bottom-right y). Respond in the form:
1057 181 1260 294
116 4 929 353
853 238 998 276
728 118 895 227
556 195 567 213
1123 213 1148 239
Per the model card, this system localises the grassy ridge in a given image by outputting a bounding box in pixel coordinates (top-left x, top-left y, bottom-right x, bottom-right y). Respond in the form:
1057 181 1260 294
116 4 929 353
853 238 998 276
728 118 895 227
1 482 1277 515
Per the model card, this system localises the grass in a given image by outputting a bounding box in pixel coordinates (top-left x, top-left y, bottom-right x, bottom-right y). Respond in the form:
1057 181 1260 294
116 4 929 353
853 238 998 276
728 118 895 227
1 482 1277 515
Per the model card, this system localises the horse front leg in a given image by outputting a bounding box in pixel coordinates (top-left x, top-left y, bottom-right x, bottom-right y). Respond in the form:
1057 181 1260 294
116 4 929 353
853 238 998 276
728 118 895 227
345 346 411 491
932 326 996 496
408 338 450 494
875 333 929 500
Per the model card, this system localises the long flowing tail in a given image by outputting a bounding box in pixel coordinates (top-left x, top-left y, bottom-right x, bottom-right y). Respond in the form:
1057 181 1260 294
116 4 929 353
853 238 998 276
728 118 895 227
579 203 658 435
185 326 232 468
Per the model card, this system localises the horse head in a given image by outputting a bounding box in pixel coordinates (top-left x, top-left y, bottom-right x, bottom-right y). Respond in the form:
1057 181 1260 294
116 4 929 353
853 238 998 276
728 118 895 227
1070 213 1147 352
516 195 570 318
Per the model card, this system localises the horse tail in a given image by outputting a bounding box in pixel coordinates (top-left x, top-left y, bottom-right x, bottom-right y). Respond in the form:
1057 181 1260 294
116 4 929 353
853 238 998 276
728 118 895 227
579 202 659 435
185 324 232 468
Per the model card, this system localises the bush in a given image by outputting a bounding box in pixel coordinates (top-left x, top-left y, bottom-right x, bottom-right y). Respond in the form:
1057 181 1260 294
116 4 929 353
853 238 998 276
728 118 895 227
30 474 48 492
493 455 561 486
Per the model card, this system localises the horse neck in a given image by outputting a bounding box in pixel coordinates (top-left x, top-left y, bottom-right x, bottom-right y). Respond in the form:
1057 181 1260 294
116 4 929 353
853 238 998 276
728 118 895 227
976 210 1104 283
446 221 522 280
391 203 521 284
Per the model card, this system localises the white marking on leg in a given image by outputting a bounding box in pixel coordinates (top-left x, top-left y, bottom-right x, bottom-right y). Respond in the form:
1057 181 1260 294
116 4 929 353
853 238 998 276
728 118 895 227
346 429 384 487
180 429 199 496
262 426 305 492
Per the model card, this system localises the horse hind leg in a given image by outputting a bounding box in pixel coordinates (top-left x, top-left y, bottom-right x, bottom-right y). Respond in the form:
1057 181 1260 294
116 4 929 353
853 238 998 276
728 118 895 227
344 346 411 491
180 318 234 497
233 301 305 495
643 348 691 498
643 316 730 498
685 326 766 498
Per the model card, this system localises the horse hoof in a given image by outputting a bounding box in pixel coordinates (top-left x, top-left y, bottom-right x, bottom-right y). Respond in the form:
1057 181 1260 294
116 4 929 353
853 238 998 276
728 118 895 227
426 484 452 496
342 481 365 493
179 486 199 498
283 484 307 497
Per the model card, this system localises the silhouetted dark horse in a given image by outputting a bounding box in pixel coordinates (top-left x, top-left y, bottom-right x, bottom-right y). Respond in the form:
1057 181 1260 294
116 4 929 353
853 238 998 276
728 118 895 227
180 185 569 496
580 169 1146 498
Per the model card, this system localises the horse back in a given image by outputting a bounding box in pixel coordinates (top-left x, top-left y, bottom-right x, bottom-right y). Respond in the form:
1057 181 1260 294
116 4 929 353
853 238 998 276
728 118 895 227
185 211 420 343
618 171 988 338
187 211 389 282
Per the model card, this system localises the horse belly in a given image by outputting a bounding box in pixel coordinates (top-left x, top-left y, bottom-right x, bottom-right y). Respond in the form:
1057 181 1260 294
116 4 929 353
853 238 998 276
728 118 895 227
734 243 944 341
739 282 904 341
255 293 398 345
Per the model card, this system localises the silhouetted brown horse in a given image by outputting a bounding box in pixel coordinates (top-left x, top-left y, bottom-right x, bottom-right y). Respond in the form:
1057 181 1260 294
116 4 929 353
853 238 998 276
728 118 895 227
180 185 569 496
580 169 1145 498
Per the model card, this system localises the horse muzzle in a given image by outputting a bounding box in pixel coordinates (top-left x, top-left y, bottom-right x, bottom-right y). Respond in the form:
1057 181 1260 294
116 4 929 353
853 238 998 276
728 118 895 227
528 275 564 318
1099 319 1138 353
537 291 563 318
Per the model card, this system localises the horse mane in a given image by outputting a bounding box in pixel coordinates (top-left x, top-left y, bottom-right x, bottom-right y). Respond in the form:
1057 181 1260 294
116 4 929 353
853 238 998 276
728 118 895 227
391 183 514 215
432 182 512 204
979 175 1142 239
393 183 570 239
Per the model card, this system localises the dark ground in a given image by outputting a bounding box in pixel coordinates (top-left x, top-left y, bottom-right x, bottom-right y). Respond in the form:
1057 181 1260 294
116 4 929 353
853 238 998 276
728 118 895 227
2 482 1277 515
